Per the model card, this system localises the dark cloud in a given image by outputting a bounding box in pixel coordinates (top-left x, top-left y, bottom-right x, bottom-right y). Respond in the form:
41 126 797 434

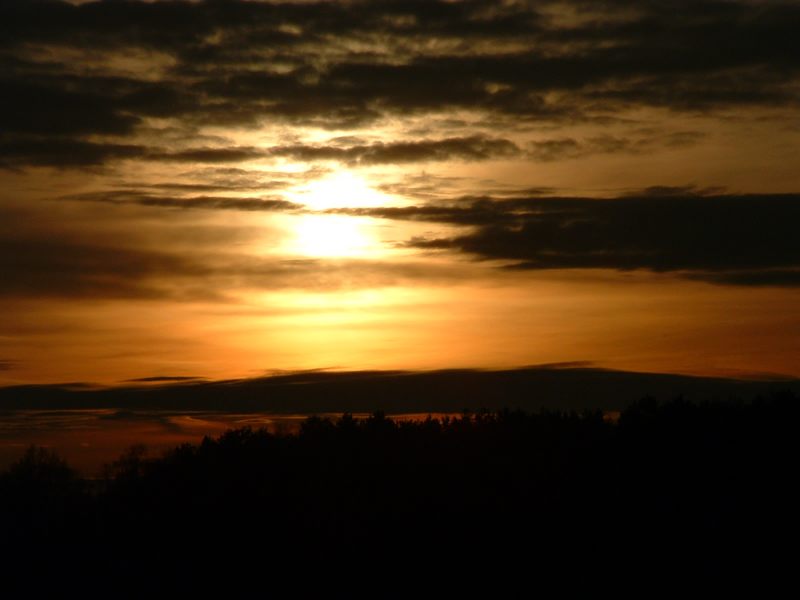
0 0 797 167
0 236 211 300
330 197 517 226
123 376 204 383
0 77 142 138
0 138 147 169
0 136 519 168
67 190 301 212
0 208 469 300
150 147 266 164
527 138 582 162
397 193 800 286
685 269 800 288
526 131 706 161
270 135 520 165
631 185 728 198
3 365 799 412
139 136 519 166
136 182 262 193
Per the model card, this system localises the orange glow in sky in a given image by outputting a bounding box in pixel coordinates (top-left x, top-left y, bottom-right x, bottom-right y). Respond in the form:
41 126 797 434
1 0 799 387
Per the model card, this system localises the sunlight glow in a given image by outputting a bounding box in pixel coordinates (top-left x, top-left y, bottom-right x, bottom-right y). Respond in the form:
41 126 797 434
291 214 376 258
292 171 390 210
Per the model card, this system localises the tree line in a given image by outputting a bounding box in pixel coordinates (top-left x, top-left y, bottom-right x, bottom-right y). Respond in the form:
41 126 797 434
1 394 797 596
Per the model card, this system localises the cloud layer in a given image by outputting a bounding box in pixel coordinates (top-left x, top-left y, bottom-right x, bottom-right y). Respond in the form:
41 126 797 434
393 191 800 286
3 189 800 303
1 0 798 167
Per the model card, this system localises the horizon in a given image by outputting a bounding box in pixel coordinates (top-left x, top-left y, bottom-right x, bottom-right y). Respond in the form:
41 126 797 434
3 363 799 474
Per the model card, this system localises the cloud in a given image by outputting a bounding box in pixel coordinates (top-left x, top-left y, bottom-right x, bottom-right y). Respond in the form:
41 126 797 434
137 136 519 166
2 1 799 294
0 197 474 300
685 269 800 287
397 192 800 286
3 366 799 412
0 236 212 300
0 77 142 138
150 147 266 164
526 131 706 161
4 185 800 298
270 135 520 165
0 0 797 169
0 136 519 169
66 190 302 212
123 376 205 383
329 197 517 225
0 139 147 169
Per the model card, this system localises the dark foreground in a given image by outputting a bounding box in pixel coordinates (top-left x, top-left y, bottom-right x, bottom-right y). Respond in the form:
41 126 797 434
1 395 797 596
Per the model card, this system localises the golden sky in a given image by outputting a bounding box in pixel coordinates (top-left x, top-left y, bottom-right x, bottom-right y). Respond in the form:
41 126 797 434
2 0 800 384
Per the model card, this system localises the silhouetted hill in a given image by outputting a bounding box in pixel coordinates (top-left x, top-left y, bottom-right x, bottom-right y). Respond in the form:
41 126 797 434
1 365 798 412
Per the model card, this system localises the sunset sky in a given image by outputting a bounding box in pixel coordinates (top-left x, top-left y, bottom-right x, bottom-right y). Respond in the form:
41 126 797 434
2 0 799 385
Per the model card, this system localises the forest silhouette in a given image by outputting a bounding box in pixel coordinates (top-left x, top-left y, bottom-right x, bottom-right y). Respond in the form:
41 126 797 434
1 394 797 596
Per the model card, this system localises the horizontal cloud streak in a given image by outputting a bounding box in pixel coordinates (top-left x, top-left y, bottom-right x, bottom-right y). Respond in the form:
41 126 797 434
1 137 520 169
395 192 800 286
0 206 472 300
3 366 799 412
270 135 520 165
34 187 800 291
0 139 147 169
66 191 301 212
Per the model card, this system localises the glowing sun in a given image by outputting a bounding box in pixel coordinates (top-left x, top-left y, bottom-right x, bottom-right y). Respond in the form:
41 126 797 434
291 214 376 258
292 171 388 210
282 170 393 257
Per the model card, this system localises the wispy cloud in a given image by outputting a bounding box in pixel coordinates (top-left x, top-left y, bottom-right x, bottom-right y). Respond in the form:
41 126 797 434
65 190 302 212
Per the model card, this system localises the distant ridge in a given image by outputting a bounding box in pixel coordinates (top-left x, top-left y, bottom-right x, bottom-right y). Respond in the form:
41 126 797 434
1 366 798 413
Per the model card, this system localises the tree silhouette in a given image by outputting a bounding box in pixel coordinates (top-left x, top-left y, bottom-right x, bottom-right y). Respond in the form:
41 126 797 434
0 396 797 594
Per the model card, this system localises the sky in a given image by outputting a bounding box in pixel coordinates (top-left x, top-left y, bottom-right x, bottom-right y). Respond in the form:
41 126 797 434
1 0 800 385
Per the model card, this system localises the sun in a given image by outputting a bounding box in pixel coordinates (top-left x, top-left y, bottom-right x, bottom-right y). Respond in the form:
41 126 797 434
282 170 392 258
290 214 376 258
292 171 389 210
